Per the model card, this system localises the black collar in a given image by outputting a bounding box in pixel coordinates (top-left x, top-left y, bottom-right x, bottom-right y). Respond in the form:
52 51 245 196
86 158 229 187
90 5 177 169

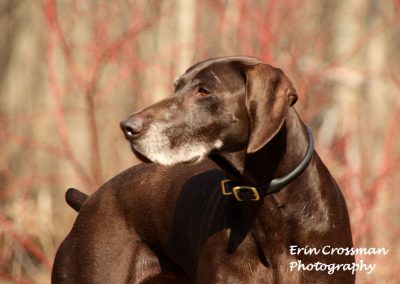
221 127 314 201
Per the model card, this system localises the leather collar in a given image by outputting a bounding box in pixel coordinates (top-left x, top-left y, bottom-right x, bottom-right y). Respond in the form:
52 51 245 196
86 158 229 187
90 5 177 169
221 127 314 201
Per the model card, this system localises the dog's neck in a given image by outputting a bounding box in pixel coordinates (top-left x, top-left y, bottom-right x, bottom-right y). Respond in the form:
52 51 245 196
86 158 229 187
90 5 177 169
211 108 309 186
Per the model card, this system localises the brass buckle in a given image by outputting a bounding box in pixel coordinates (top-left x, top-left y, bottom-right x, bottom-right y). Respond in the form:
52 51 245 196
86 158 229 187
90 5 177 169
221 179 233 195
232 186 260 202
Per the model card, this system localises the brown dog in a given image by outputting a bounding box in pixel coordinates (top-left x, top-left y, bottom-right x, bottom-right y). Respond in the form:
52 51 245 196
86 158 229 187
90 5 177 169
52 56 355 283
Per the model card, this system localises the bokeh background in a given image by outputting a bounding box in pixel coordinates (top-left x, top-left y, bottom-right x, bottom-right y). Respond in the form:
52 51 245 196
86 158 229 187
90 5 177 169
0 0 399 283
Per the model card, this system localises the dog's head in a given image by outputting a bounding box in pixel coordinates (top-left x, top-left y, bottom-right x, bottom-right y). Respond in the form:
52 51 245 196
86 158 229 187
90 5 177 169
121 56 297 166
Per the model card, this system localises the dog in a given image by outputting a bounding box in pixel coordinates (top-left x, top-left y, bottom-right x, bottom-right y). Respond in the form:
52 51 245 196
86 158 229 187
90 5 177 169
52 56 355 283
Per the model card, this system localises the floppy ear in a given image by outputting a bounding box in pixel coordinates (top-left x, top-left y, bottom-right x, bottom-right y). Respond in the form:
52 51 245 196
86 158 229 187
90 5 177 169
243 64 298 153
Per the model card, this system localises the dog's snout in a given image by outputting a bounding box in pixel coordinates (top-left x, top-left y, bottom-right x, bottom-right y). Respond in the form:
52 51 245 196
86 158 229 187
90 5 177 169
120 116 145 138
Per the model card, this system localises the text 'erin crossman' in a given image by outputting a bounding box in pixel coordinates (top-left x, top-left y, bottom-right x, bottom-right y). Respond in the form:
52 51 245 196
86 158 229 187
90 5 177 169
288 246 389 275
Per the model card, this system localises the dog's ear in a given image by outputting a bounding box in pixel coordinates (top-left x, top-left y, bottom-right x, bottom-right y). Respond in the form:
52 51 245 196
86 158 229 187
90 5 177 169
242 64 298 153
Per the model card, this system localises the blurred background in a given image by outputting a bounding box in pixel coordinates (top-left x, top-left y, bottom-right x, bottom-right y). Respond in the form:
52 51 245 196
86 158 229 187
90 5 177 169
0 0 399 283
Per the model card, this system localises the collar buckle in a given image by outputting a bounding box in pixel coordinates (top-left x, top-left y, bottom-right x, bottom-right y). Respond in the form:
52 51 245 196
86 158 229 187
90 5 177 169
221 179 260 201
221 179 234 195
232 186 260 202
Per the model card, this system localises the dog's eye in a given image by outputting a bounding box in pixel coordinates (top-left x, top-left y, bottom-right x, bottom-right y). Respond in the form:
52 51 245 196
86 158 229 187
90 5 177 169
197 87 211 96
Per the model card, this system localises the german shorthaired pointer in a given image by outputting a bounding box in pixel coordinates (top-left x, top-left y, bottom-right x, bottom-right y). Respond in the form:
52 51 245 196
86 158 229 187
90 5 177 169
52 56 355 283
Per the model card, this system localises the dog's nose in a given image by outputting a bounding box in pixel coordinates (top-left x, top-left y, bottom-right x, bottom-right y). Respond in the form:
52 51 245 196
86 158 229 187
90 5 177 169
120 116 145 138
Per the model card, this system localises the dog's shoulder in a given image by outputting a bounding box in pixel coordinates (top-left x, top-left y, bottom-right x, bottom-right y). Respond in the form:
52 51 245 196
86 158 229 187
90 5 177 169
84 158 219 210
107 158 218 188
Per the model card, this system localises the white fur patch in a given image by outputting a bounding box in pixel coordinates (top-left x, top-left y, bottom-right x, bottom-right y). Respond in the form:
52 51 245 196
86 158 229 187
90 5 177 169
135 122 223 166
214 139 223 149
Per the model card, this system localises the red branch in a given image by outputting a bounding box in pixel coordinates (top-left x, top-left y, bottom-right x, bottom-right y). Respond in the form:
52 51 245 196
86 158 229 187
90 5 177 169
0 213 52 270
